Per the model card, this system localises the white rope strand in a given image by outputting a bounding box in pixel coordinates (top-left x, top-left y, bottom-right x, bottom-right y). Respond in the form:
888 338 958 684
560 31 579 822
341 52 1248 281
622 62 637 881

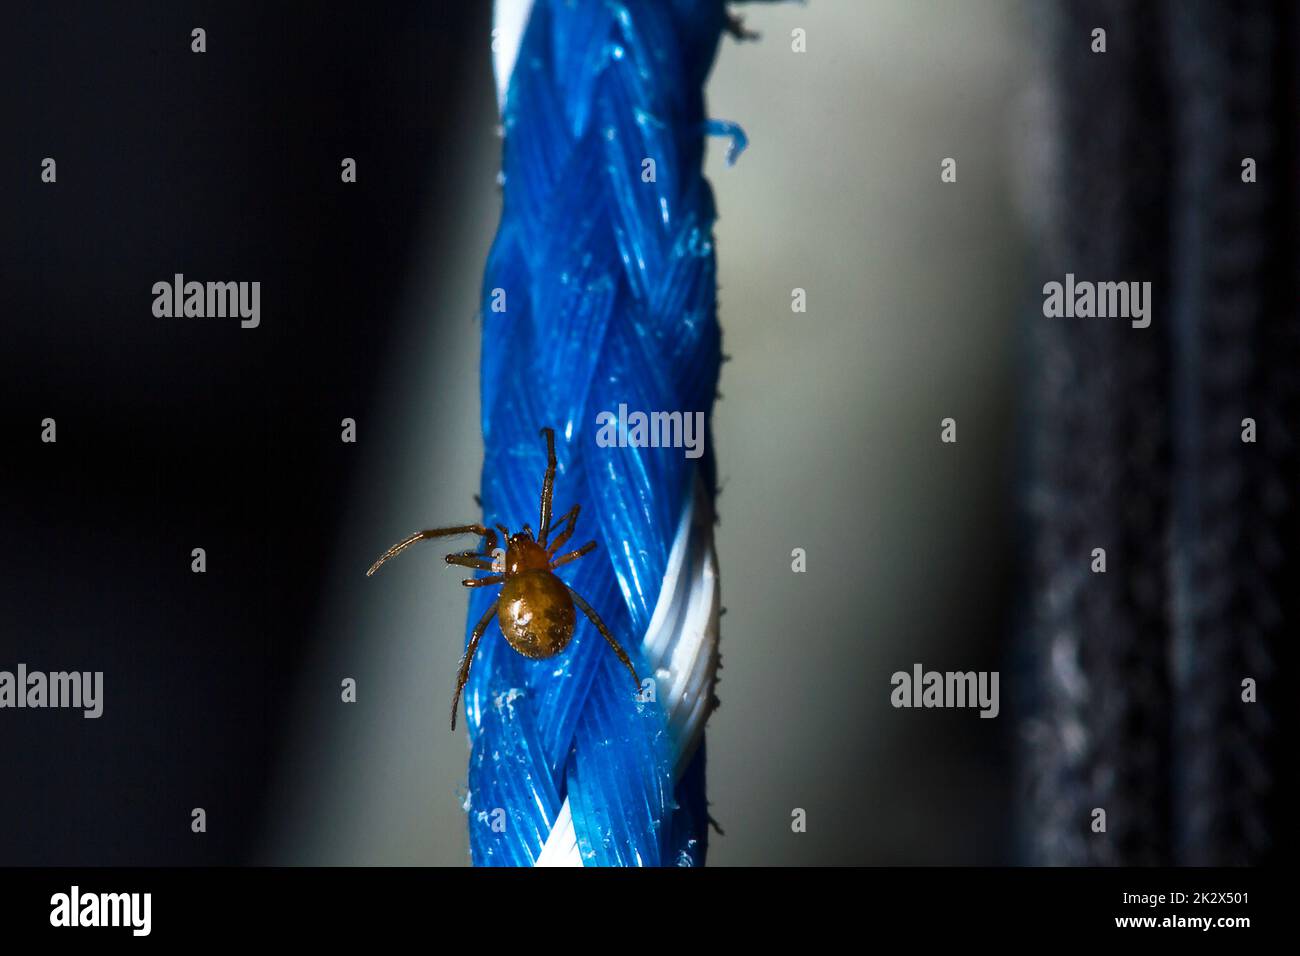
536 478 720 865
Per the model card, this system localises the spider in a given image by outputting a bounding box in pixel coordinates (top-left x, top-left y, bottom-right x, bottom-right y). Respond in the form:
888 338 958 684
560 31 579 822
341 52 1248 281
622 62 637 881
366 427 640 730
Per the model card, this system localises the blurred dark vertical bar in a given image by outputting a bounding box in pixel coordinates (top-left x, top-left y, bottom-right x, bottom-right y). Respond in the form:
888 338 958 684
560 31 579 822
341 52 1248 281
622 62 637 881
1164 0 1296 866
1019 0 1174 866
1018 0 1295 865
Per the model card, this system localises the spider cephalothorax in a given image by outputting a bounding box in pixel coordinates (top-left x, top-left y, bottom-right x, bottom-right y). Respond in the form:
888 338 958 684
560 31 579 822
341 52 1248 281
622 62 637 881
367 427 639 729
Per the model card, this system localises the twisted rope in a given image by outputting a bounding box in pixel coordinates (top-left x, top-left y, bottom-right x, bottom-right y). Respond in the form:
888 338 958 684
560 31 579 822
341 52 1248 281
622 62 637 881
1018 0 1292 865
463 0 734 866
1164 0 1291 865
1019 0 1175 866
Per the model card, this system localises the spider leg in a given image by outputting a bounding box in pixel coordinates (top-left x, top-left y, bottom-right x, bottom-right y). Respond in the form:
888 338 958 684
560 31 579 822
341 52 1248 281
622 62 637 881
462 574 505 588
445 552 495 571
366 525 498 576
545 504 580 556
537 427 557 546
566 585 640 689
451 599 499 731
550 539 596 570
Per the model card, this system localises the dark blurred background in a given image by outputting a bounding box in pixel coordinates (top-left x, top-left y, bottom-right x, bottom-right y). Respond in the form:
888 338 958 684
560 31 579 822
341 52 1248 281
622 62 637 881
0 1 1290 866
1 1 490 864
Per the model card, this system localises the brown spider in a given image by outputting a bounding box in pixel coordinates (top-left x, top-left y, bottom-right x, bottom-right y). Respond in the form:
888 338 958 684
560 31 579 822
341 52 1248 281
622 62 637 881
366 427 640 730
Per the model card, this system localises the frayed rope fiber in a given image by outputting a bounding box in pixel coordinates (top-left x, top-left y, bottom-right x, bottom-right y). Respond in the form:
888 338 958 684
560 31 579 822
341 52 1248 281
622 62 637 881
464 0 737 866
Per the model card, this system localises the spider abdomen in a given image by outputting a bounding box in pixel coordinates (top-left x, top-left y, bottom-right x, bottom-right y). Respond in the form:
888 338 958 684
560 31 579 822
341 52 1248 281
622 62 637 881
497 569 575 659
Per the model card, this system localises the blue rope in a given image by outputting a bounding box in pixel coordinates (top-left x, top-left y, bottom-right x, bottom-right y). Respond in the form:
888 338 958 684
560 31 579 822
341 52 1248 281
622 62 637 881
464 0 730 866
